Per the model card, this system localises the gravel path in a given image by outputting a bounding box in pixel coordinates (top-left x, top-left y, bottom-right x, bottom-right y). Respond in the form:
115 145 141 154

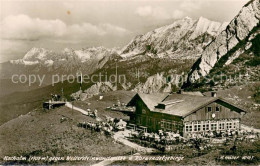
65 102 89 115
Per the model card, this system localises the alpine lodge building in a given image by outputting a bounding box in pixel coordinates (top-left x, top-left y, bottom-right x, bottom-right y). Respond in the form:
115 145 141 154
127 91 246 137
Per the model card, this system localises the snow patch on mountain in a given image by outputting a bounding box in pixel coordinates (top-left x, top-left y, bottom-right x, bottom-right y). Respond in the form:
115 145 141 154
23 48 50 61
44 60 54 67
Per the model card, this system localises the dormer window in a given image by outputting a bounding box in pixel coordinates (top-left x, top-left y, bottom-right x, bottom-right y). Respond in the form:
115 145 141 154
155 104 165 109
155 99 184 110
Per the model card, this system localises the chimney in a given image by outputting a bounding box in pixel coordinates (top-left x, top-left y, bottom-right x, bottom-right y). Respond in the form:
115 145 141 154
211 91 217 97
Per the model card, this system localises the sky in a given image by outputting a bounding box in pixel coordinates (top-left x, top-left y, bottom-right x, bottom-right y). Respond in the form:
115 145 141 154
0 0 247 63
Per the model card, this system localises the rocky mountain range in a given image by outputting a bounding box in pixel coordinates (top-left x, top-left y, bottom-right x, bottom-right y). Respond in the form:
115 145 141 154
0 47 120 87
1 0 259 100
0 0 259 126
186 0 260 85
8 46 119 74
121 16 228 59
74 0 260 100
2 16 227 77
0 16 228 96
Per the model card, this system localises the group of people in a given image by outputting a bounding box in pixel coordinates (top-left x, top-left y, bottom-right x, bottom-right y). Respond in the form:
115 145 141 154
84 108 98 118
129 129 183 149
186 129 259 141
78 121 113 135
77 117 127 136
51 94 61 101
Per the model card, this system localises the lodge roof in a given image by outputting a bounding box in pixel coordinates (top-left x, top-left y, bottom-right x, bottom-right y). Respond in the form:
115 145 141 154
137 93 169 111
154 94 219 117
128 92 247 117
159 99 184 105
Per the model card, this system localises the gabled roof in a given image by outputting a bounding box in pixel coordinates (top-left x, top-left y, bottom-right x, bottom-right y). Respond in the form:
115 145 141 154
128 92 247 117
127 93 169 111
153 94 219 117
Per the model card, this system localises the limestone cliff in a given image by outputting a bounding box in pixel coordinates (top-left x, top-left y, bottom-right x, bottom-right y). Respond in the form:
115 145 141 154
187 0 260 84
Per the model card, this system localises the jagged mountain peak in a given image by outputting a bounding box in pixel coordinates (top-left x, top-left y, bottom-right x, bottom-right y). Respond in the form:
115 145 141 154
190 17 229 39
11 46 118 65
22 47 51 61
63 47 74 53
185 0 260 85
120 16 227 59
184 16 192 20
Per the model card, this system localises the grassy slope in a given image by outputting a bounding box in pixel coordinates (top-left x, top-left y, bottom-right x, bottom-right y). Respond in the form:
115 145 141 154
0 105 132 165
0 90 136 164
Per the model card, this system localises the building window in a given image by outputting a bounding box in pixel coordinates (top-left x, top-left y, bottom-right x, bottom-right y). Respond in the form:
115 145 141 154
172 121 176 129
219 123 225 130
194 125 198 132
207 107 212 112
211 123 217 130
203 121 209 131
142 109 146 114
162 121 173 131
161 121 165 128
189 125 192 132
198 124 201 131
185 124 192 132
216 106 220 112
227 122 232 129
166 122 170 129
233 122 239 128
206 124 209 131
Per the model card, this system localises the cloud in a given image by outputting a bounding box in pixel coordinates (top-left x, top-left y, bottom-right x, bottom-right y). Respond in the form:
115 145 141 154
135 6 171 20
0 15 66 40
135 5 187 20
135 6 152 17
68 23 129 37
135 0 205 20
171 10 185 19
0 14 130 41
179 0 203 12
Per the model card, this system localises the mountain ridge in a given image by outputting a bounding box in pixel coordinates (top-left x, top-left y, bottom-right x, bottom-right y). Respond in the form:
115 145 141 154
185 0 260 84
7 16 227 67
120 16 228 59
